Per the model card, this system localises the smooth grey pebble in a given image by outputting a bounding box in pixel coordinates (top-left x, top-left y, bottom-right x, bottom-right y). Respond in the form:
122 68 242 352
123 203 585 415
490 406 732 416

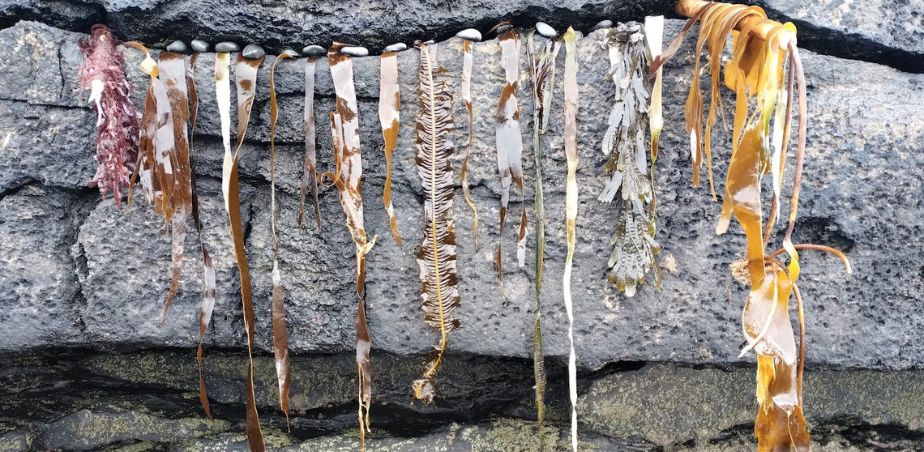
455 28 482 41
215 42 240 53
242 44 265 59
383 43 407 52
190 40 209 52
536 21 557 38
165 40 187 53
302 45 326 57
594 20 613 30
340 46 368 57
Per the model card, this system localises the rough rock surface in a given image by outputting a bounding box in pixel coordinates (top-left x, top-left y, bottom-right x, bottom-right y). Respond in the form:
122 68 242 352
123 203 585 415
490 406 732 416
0 2 922 450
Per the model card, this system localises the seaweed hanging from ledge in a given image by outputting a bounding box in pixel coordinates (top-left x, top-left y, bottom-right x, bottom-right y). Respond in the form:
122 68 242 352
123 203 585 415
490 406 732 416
458 35 479 243
494 24 528 293
411 41 460 404
326 42 376 452
78 24 139 207
599 23 661 297
298 52 322 228
378 47 404 245
525 25 561 445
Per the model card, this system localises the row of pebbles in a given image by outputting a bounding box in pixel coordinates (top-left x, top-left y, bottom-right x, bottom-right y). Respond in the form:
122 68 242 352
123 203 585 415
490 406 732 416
161 19 616 58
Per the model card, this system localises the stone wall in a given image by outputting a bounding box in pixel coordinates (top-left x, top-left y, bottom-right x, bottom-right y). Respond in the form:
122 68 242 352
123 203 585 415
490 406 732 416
0 1 922 450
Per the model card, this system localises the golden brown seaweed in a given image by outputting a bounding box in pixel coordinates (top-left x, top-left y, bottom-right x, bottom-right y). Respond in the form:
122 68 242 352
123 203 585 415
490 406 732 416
378 50 404 245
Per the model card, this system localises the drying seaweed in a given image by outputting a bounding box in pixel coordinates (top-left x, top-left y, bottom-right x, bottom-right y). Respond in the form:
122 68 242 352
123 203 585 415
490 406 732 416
459 37 479 243
268 50 296 423
411 41 460 404
378 49 404 245
216 50 266 451
327 42 375 451
599 23 660 297
561 26 579 452
78 24 139 206
525 27 561 443
298 54 321 228
494 25 528 292
653 1 852 449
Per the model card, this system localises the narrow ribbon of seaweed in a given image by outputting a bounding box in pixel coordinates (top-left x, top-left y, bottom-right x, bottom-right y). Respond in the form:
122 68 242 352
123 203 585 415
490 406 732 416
378 49 404 245
459 38 479 243
495 27 527 293
219 51 266 452
526 28 561 445
269 51 295 424
411 40 460 404
561 27 579 452
298 56 321 228
328 42 375 451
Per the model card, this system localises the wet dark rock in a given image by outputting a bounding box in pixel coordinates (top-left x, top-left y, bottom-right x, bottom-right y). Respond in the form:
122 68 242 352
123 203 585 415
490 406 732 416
190 39 209 52
340 45 368 57
241 43 265 59
165 39 187 53
535 21 557 38
455 28 482 41
213 41 239 53
383 42 407 53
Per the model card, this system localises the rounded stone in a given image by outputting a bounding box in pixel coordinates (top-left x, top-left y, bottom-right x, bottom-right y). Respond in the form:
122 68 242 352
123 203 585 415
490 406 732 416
340 46 369 57
495 23 513 34
165 40 187 53
383 42 407 53
535 22 557 38
456 28 482 41
279 48 300 58
594 20 613 30
242 44 265 59
302 45 326 57
214 42 240 53
190 40 209 53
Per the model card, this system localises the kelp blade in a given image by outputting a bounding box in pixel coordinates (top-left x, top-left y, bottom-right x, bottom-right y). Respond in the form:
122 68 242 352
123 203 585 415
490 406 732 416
378 51 404 245
459 39 479 243
562 26 579 452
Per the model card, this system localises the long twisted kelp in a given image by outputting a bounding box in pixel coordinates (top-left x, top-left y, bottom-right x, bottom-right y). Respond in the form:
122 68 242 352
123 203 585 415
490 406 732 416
494 25 528 291
215 48 265 450
458 32 479 243
653 1 851 449
78 25 139 206
378 47 404 245
327 42 375 451
561 26 579 452
268 49 297 422
525 25 561 442
411 41 460 404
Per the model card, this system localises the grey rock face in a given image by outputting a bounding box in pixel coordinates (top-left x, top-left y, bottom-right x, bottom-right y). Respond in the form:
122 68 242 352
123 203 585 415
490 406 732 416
0 18 922 375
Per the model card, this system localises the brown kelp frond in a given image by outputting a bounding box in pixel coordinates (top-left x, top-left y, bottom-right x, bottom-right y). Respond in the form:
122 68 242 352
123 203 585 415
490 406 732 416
459 38 479 243
156 51 194 322
526 27 562 443
269 51 296 423
79 25 139 206
378 49 404 246
411 41 460 404
328 42 374 451
186 51 218 419
645 16 664 162
218 50 266 451
599 23 660 297
561 26 579 452
660 2 852 450
299 55 322 228
495 26 527 292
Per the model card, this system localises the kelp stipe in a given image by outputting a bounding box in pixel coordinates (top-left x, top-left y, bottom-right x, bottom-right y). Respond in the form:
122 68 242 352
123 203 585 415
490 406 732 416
268 50 297 424
494 24 528 294
217 49 266 451
525 25 561 444
411 41 460 404
78 25 139 206
378 48 404 245
599 23 660 297
561 27 579 452
326 42 375 451
458 32 480 243
654 1 852 449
